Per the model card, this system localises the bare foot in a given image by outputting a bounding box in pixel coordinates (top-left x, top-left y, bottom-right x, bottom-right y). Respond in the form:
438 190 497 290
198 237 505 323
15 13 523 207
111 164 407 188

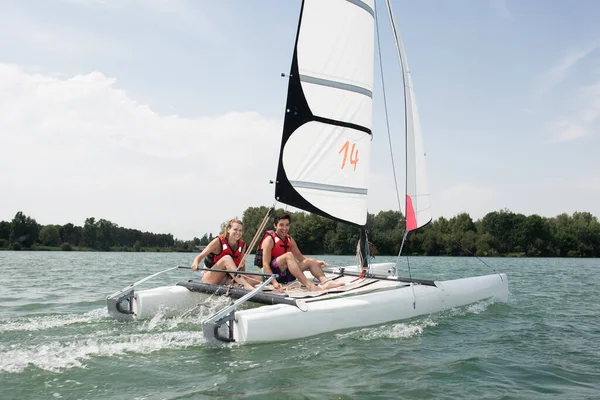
320 281 345 290
243 284 255 291
307 283 321 292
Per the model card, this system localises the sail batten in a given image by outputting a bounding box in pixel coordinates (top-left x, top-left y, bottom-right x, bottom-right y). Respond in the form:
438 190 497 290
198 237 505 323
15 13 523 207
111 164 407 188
289 180 368 195
299 74 373 98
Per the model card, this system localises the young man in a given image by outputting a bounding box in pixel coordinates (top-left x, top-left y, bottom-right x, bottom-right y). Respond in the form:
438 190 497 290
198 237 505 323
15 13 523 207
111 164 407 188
255 213 345 292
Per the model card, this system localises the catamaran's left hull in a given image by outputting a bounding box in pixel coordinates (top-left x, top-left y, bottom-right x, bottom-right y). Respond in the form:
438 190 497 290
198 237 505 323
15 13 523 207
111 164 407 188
230 273 508 343
107 285 209 320
106 263 395 321
106 280 304 320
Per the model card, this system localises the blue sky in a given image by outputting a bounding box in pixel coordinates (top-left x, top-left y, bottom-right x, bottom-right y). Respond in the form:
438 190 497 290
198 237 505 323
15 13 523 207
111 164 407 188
1 0 599 240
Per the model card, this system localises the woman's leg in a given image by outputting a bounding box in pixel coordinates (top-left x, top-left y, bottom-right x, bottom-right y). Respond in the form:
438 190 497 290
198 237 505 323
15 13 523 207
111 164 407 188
202 256 255 290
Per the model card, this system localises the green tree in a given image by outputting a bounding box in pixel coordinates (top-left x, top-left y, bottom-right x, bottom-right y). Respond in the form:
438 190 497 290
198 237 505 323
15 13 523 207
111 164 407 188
58 222 83 245
448 212 476 233
9 211 40 248
370 210 404 255
549 213 578 257
549 212 600 257
479 209 518 254
242 206 277 252
475 233 498 256
0 220 11 241
199 234 209 246
39 225 61 246
415 229 442 255
442 213 477 255
83 217 98 249
460 230 478 255
572 212 600 257
97 219 116 250
521 214 552 256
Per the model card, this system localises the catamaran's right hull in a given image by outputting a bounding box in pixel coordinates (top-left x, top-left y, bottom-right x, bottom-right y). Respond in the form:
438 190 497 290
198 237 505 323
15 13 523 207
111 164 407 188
227 273 508 344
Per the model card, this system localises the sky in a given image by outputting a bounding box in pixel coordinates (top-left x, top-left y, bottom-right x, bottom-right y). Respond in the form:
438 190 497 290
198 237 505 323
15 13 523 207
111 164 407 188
1 0 599 240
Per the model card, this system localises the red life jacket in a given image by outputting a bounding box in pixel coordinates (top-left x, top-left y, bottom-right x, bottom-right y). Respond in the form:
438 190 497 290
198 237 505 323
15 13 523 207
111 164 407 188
259 231 291 260
205 234 244 268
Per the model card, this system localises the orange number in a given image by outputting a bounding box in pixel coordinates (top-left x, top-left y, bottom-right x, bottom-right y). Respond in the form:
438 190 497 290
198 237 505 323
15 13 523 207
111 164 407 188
339 140 359 171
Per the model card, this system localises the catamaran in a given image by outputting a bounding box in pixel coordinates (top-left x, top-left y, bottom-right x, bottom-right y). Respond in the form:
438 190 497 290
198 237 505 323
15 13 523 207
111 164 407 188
107 0 508 344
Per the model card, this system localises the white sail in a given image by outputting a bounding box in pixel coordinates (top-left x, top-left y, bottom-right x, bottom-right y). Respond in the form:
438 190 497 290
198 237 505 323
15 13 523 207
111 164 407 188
385 0 432 231
297 0 375 128
277 0 375 226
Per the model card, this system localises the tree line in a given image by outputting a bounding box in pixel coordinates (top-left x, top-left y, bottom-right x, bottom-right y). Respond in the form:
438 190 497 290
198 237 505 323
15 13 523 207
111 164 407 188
0 212 198 252
1 208 599 257
240 206 600 257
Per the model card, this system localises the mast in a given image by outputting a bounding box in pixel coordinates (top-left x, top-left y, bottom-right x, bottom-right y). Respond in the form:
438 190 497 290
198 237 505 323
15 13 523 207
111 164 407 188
358 227 369 270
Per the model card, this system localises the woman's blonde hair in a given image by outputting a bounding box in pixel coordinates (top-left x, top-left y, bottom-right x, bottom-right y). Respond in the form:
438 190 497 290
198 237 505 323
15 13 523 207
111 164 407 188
223 218 243 241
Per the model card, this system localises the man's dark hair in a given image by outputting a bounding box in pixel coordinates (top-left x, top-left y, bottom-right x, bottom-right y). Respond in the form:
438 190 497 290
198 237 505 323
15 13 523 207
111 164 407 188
274 213 291 225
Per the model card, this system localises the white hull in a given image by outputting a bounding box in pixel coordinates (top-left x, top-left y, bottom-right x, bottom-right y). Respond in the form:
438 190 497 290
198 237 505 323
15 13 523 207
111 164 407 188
230 273 508 343
107 263 508 346
133 285 208 319
107 263 396 320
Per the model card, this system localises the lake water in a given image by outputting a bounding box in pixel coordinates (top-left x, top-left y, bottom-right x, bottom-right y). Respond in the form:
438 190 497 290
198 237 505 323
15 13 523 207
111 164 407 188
0 252 598 399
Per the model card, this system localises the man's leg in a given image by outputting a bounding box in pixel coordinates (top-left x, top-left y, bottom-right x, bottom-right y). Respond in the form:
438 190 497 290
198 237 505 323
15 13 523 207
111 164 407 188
299 259 345 289
276 253 320 291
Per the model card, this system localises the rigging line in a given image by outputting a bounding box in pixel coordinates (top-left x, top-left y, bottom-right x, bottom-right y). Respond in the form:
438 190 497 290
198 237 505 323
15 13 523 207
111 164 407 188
395 231 410 279
375 0 402 215
379 0 411 279
364 230 371 272
451 238 501 278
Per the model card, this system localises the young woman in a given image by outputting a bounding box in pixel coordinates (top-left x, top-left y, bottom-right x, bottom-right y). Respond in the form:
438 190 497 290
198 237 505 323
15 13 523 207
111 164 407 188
191 218 255 291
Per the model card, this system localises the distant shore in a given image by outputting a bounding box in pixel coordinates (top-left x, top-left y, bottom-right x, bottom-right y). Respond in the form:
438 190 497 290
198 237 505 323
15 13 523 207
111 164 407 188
0 245 197 253
2 208 599 257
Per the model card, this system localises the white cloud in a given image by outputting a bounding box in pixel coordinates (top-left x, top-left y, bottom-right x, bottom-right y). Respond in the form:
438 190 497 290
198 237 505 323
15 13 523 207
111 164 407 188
534 41 600 143
535 43 599 98
0 63 281 239
580 81 600 123
549 80 600 142
550 121 588 143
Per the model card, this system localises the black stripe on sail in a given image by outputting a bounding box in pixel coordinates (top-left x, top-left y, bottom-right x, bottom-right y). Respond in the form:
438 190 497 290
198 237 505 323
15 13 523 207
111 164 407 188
313 115 371 135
